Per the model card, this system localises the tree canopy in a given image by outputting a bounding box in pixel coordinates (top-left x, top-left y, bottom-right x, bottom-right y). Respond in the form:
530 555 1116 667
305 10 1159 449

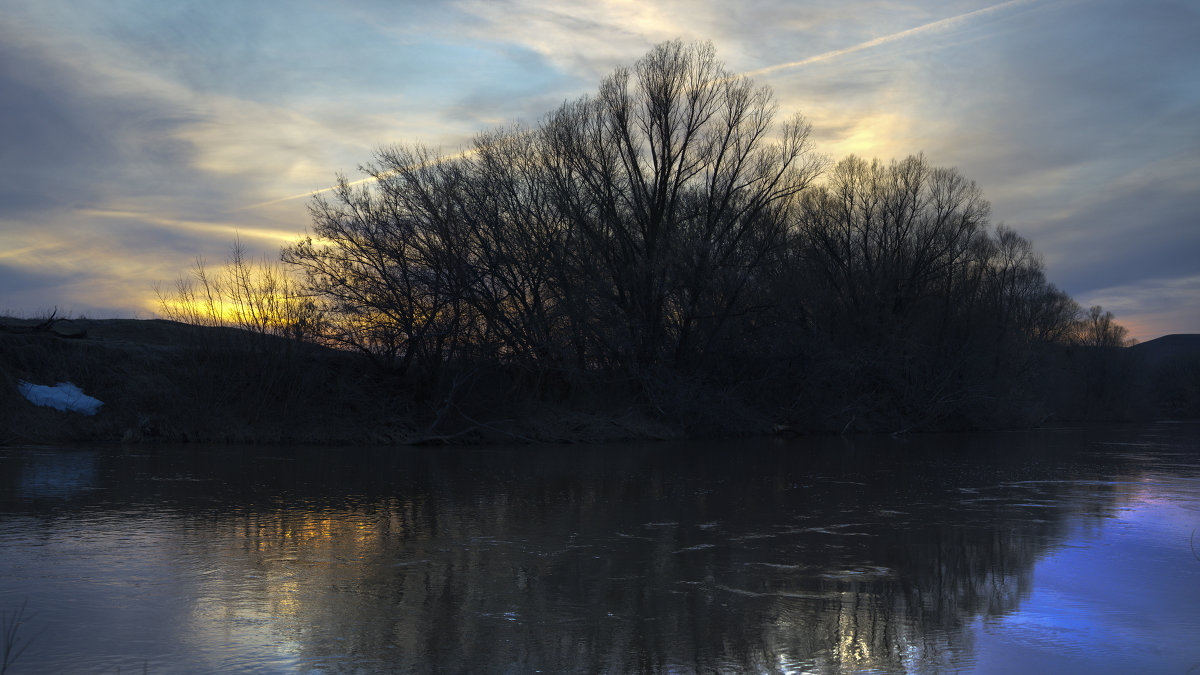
276 40 1133 433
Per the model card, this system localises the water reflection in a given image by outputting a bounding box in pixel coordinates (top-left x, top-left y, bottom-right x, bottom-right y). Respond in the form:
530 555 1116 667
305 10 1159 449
0 424 1197 673
12 449 98 500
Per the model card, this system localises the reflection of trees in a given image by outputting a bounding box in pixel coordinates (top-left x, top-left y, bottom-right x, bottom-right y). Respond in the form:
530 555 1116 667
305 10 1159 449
0 428 1181 672
118 430 1158 673
0 450 98 502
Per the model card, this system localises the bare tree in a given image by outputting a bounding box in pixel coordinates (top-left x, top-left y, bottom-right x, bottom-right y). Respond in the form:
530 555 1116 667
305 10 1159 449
276 40 1132 431
538 41 825 371
284 40 823 378
797 154 990 328
1076 305 1132 349
158 237 321 347
282 154 479 375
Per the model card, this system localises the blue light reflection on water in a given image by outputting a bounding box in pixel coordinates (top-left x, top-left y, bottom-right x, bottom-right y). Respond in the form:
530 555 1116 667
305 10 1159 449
969 477 1200 674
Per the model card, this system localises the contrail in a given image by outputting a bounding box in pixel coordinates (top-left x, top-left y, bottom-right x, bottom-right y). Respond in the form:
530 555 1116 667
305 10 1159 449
742 0 1039 78
239 173 384 211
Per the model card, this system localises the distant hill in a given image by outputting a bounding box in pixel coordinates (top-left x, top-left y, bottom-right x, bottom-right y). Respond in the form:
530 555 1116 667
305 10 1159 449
1129 334 1200 367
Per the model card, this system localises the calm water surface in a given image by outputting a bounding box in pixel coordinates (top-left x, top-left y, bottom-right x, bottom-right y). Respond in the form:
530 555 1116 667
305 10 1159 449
1 423 1198 673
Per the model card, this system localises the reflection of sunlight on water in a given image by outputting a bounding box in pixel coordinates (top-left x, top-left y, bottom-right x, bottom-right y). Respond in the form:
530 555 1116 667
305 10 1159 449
182 507 402 672
174 498 434 670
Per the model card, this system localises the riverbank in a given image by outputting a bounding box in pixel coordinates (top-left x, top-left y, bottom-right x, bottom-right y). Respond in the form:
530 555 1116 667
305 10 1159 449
0 317 683 446
3 317 1196 446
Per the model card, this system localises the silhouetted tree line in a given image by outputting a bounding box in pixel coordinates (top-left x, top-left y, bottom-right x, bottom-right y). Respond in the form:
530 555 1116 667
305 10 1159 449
267 41 1139 433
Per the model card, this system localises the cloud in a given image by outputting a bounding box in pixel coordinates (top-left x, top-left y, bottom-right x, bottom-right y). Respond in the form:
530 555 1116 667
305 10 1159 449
0 203 308 318
77 209 302 248
0 5 384 315
0 260 88 297
1078 275 1200 342
0 0 1195 337
879 1 1200 322
1026 154 1200 286
0 33 196 217
449 0 683 79
732 0 1200 342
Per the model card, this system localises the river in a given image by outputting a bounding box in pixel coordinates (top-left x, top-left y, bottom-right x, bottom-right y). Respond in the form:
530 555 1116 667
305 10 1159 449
1 423 1198 673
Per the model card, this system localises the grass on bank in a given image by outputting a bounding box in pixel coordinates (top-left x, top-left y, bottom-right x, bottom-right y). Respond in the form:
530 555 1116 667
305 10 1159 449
0 313 684 446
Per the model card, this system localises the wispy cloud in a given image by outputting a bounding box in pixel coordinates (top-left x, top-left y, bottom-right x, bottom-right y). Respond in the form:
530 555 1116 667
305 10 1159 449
1079 275 1200 341
0 0 1195 336
243 0 1040 212
78 209 298 245
239 147 482 211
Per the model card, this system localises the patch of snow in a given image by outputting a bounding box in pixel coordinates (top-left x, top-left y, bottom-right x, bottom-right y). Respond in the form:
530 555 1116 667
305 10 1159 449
17 380 104 416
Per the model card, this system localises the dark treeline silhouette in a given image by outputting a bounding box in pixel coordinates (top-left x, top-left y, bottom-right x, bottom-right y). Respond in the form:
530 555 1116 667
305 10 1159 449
265 41 1151 435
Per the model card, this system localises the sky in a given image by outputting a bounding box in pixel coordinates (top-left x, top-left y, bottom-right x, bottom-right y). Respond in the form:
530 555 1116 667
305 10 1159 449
0 0 1196 341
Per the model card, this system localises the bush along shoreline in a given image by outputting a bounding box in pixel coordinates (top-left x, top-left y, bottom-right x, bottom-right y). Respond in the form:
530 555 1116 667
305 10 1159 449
0 316 686 446
2 314 1196 447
